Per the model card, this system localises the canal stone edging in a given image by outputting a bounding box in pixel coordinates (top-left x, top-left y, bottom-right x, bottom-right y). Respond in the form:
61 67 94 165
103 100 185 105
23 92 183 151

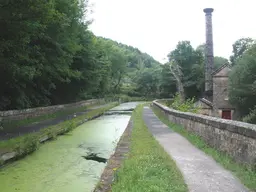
94 118 133 192
0 112 106 166
0 99 105 121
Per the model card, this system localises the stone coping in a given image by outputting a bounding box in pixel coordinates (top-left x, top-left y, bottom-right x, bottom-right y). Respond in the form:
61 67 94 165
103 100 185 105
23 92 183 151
0 99 102 117
94 119 133 192
153 100 256 139
0 113 103 165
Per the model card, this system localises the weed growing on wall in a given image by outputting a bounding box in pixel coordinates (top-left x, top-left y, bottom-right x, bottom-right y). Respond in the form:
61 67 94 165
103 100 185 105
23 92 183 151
169 93 200 113
66 120 76 132
46 128 58 140
111 126 120 147
14 134 39 157
0 159 4 166
242 106 256 124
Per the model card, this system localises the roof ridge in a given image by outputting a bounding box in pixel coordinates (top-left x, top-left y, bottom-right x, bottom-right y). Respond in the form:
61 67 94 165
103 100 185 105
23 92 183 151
212 63 231 76
200 98 213 107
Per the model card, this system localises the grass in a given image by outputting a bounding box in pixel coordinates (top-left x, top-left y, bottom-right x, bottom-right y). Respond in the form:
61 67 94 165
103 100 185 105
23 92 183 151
111 104 188 192
0 102 118 162
152 106 256 191
1 101 105 131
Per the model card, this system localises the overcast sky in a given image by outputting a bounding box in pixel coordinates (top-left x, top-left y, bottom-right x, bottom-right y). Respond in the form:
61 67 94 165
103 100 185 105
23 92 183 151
89 0 256 63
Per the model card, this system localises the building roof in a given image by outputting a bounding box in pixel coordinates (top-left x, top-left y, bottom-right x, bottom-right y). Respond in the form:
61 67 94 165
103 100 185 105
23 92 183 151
199 98 213 107
212 63 231 76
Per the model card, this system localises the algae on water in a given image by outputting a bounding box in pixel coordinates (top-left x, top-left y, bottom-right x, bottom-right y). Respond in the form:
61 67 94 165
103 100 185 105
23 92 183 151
0 114 130 192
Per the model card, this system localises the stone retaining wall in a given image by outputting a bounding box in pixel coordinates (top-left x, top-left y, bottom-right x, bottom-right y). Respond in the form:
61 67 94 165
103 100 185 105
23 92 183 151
0 99 104 121
152 100 256 165
0 108 109 165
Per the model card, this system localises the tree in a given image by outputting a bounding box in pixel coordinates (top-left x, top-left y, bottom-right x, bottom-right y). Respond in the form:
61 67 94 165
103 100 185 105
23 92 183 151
108 46 127 93
214 56 229 70
134 66 161 98
167 41 204 99
0 0 90 109
230 37 256 65
0 0 162 110
169 61 185 102
229 44 256 118
0 0 56 109
196 44 229 70
159 63 177 98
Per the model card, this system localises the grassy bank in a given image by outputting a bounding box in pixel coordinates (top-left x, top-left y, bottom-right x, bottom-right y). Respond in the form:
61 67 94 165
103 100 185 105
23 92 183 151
111 104 187 192
0 102 118 164
1 101 105 132
152 106 256 191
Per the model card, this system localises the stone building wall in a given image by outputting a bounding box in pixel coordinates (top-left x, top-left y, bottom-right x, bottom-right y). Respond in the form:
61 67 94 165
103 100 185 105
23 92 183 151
152 100 256 165
213 77 230 108
194 100 212 116
212 66 233 109
212 65 236 119
0 99 104 121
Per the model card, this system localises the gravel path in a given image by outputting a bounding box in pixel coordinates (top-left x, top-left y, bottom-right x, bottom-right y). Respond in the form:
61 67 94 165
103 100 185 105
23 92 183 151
143 106 248 192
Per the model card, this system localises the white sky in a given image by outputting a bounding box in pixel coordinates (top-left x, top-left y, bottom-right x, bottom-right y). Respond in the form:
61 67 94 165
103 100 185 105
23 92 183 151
89 0 256 63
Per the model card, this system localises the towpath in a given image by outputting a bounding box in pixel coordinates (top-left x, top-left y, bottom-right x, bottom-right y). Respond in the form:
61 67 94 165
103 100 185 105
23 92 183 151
0 103 112 140
143 106 248 192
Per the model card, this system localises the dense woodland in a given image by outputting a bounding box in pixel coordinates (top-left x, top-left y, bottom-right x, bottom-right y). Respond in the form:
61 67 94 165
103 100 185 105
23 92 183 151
1 1 256 123
0 0 160 110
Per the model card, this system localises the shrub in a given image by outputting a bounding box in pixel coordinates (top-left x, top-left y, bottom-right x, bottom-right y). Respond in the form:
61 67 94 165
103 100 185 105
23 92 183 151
169 93 200 113
45 128 58 140
66 120 76 132
14 134 39 157
242 106 256 124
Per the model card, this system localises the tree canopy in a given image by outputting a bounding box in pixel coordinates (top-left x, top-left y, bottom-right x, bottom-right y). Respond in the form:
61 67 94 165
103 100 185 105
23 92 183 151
230 38 256 65
167 41 204 99
229 44 256 119
0 0 160 110
1 0 256 125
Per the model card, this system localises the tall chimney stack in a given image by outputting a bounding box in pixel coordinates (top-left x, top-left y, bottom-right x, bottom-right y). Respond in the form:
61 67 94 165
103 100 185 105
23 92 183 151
203 8 214 97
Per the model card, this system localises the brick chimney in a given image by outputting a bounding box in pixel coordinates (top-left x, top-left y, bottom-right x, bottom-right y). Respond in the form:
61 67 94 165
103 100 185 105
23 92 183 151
203 8 214 98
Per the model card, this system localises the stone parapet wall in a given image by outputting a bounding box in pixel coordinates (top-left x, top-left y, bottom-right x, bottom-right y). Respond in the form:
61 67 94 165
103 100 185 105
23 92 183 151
152 100 256 165
0 99 104 121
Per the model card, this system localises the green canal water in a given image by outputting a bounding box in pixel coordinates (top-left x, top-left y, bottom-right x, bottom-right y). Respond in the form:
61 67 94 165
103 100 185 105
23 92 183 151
0 114 131 192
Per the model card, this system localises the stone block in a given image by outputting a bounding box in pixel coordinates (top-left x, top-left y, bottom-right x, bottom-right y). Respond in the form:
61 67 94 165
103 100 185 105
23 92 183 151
153 100 256 165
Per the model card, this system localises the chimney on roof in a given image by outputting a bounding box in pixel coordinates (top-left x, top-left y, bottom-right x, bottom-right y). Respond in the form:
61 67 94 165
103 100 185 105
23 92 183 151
203 8 214 96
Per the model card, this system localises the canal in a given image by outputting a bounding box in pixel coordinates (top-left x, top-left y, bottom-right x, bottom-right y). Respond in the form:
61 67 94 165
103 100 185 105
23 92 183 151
0 102 142 192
